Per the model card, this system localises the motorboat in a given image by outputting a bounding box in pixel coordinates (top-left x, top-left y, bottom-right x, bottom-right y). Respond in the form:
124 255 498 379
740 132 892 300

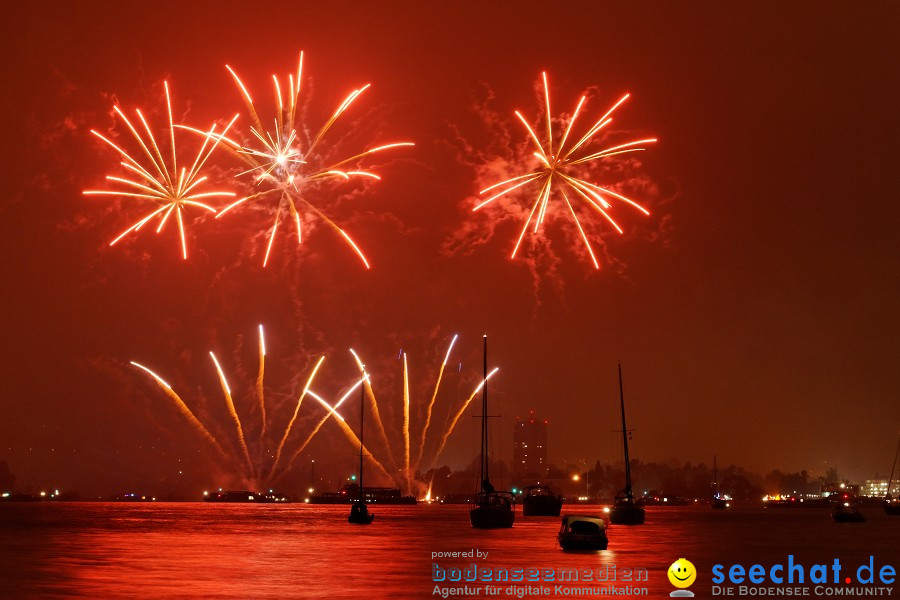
558 515 608 551
832 502 865 523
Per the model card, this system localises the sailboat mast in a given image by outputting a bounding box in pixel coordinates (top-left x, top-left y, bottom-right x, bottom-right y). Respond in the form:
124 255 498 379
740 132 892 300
887 437 900 500
713 455 718 498
618 363 633 502
481 334 489 491
358 377 365 504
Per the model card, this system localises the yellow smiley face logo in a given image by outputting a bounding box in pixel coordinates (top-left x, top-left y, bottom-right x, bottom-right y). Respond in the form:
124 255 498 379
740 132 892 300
668 558 697 588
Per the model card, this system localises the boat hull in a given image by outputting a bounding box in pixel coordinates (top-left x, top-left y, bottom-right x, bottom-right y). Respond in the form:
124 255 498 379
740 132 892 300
348 503 374 525
609 505 645 525
831 507 865 523
348 514 375 524
523 496 563 517
558 534 608 551
470 505 514 528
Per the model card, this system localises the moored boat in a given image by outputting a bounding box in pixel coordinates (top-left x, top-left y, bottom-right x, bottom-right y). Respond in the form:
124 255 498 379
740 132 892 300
558 515 608 551
523 485 563 517
348 377 374 525
608 363 645 526
470 491 516 528
469 334 515 529
832 502 865 523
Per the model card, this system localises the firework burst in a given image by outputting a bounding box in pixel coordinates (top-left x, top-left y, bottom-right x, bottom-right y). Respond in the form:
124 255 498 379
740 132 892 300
473 72 657 269
84 82 238 259
130 330 500 495
130 325 367 487
193 51 413 268
344 335 499 497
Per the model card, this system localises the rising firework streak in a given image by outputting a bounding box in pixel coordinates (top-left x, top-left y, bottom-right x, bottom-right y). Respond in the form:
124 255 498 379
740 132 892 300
131 326 352 487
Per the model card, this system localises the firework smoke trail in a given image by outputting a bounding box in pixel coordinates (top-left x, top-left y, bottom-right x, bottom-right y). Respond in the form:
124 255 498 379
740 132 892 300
256 324 266 441
268 355 325 481
209 352 255 479
414 334 458 472
402 353 411 494
472 72 656 269
348 349 400 475
272 376 364 484
130 362 230 460
306 389 393 482
188 51 414 267
426 367 499 498
84 83 239 259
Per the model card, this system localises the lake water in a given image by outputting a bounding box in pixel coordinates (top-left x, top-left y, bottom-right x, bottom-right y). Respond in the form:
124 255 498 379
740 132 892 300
1 503 897 598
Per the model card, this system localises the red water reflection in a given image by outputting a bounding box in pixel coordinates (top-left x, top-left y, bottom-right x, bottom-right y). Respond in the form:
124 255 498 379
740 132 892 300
1 503 897 598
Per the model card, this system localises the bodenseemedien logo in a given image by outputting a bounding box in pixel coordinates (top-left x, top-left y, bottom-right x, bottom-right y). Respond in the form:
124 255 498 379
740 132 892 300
668 558 697 597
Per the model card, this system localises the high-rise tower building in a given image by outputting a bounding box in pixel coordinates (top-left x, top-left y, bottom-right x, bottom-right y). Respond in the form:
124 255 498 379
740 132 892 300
513 411 548 476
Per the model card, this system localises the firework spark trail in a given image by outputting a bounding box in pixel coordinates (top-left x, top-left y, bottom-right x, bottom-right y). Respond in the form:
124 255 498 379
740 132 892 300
414 334 458 472
209 352 255 479
426 367 499 497
402 353 411 493
130 361 230 460
197 52 414 267
275 377 365 481
472 72 656 269
348 349 400 475
84 83 239 259
132 328 393 487
269 355 325 480
306 388 392 482
256 324 267 441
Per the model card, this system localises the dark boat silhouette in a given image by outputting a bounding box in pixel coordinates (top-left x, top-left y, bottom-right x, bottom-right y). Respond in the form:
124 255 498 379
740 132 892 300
523 485 563 517
557 515 608 551
348 377 374 525
469 334 515 529
832 502 865 523
711 455 728 509
608 363 645 526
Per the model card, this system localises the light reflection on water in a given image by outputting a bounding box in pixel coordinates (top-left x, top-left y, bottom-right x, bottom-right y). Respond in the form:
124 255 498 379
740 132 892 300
1 503 897 598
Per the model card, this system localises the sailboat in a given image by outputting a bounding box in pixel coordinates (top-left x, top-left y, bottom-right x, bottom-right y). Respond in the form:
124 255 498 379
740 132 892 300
712 455 728 509
608 363 645 525
348 377 374 525
469 334 515 529
884 437 900 516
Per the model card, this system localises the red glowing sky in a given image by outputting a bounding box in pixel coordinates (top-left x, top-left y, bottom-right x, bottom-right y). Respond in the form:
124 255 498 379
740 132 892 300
1 2 898 494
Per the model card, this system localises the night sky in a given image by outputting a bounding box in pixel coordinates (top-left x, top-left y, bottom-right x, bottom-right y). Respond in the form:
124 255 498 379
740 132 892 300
2 2 898 495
